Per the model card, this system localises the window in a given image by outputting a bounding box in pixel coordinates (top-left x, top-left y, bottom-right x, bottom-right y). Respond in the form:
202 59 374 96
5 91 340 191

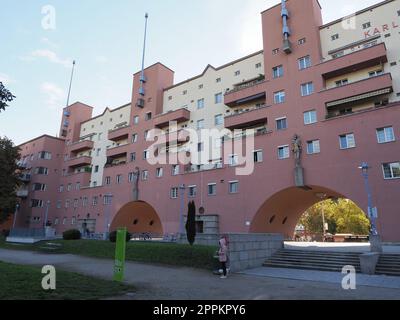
92 196 98 206
215 114 223 126
272 48 279 55
59 185 64 193
132 133 138 143
156 167 163 178
304 110 317 125
362 22 371 29
94 165 99 173
188 185 197 198
331 34 339 41
133 116 139 124
170 187 178 199
274 91 286 104
385 33 391 38
197 98 205 109
93 181 97 187
116 174 123 184
98 133 102 141
168 96 172 101
197 119 205 130
255 63 262 69
276 117 287 131
103 195 112 205
63 217 67 225
216 78 221 83
96 148 101 156
76 182 80 190
298 38 306 45
73 199 79 208
144 130 149 141
339 133 356 149
141 170 148 181
182 90 187 95
67 183 72 191
215 93 223 104
298 56 311 70
105 176 111 185
377 127 395 143
56 200 62 209
128 172 135 183
71 216 76 225
234 70 240 76
82 197 88 207
307 140 321 154
301 82 314 96
143 150 149 160
172 165 180 176
208 183 216 196
278 146 290 159
198 84 203 89
228 154 239 167
130 152 136 162
272 65 284 79
229 181 239 194
369 70 383 77
382 162 400 179
197 142 204 152
145 112 152 120
38 151 52 160
335 79 348 87
390 62 397 67
254 150 263 163
35 167 48 175
30 199 44 208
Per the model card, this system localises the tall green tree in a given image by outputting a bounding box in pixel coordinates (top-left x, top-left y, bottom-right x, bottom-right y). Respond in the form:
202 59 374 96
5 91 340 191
185 201 196 246
0 82 15 112
0 137 20 223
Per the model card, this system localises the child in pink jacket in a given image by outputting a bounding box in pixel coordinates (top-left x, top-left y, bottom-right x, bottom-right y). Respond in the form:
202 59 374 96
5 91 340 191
218 236 229 279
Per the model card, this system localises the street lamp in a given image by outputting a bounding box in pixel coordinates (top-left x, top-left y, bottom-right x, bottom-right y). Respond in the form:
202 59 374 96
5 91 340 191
12 203 20 229
179 184 186 236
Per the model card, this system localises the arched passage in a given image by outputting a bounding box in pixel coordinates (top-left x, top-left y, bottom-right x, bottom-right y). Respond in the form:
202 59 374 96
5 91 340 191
110 201 163 236
250 185 366 239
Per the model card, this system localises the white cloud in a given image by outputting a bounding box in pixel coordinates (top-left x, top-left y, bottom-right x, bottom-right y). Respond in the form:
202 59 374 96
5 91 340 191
40 37 59 48
95 56 108 64
20 49 72 68
41 82 65 110
0 73 15 85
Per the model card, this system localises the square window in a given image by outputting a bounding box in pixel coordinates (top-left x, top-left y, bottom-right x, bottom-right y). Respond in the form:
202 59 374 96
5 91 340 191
331 34 339 41
255 63 262 69
199 84 204 89
216 78 221 83
272 48 279 55
208 184 216 196
197 119 205 130
188 186 197 198
298 38 306 45
234 70 240 76
229 181 239 194
272 65 284 78
307 140 321 154
376 127 395 143
298 56 311 70
301 82 314 96
278 146 290 159
383 162 400 179
339 134 356 149
304 110 317 125
276 117 287 130
197 98 205 109
274 91 286 104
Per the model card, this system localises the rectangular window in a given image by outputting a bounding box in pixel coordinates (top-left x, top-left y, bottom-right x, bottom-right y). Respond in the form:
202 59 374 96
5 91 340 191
94 165 99 173
215 93 223 104
92 196 98 206
73 199 79 208
65 200 70 208
188 185 197 198
254 150 263 163
145 112 152 120
216 78 221 83
382 162 400 179
276 117 287 131
116 174 123 184
298 56 311 70
63 218 67 225
156 167 163 178
96 148 101 157
197 119 205 130
229 181 239 194
132 134 138 143
35 167 49 175
229 154 239 167
38 151 52 160
377 127 395 143
234 70 240 76
278 146 290 159
272 48 279 55
30 199 44 208
215 114 223 126
128 172 135 183
307 140 321 154
208 183 216 196
304 110 317 125
130 152 136 162
56 200 62 209
369 70 383 77
272 65 284 78
170 187 178 199
301 82 314 96
82 197 88 207
133 116 139 124
141 170 148 181
255 63 262 69
197 98 205 109
103 195 112 205
67 183 72 191
331 34 339 41
298 38 306 45
144 130 149 141
339 133 356 149
335 79 348 87
172 165 180 176
105 176 111 185
362 22 371 29
143 150 149 160
198 84 203 89
76 182 80 190
98 133 102 141
197 143 204 152
32 183 46 191
274 91 286 104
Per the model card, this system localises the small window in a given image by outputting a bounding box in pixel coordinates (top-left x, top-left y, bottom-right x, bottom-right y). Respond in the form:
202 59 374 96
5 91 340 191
170 187 179 199
197 142 204 152
272 65 283 78
390 62 397 67
141 170 148 181
215 114 223 126
172 165 180 176
197 119 205 130
143 150 149 160
382 162 400 179
278 146 290 160
301 82 314 96
168 96 173 101
234 70 240 76
215 93 223 104
255 63 262 69
362 22 371 29
130 152 136 162
94 165 99 173
132 133 138 143
254 150 263 163
155 167 163 178
307 140 321 154
229 181 239 194
339 133 356 149
145 112 152 121
331 51 344 59
216 78 221 83
208 183 217 196
228 154 239 167
188 185 197 198
133 116 139 124
384 33 391 38
298 56 311 70
105 176 111 185
304 110 317 125
369 70 383 77
376 127 395 143
198 84 204 89
331 34 339 41
197 98 205 110
274 91 286 104
276 117 287 131
272 48 279 55
116 174 123 184
298 38 306 45
335 79 348 87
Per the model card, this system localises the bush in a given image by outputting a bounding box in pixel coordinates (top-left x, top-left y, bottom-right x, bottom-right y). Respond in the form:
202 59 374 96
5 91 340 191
63 229 81 240
1 230 10 237
109 230 131 243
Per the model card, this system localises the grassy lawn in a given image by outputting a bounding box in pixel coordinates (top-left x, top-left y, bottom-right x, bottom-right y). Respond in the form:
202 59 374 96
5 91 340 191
0 261 133 300
0 236 219 270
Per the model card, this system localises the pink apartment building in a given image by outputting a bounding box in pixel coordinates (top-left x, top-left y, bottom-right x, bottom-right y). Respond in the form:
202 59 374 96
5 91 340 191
13 0 400 242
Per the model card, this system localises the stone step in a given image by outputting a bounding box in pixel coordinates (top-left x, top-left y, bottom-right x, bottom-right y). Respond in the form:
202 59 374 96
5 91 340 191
273 253 360 260
277 250 360 257
267 259 360 268
268 258 360 266
264 262 361 272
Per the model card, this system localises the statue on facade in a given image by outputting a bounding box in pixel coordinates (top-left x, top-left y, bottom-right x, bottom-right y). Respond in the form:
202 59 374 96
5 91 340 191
292 134 302 167
132 167 140 201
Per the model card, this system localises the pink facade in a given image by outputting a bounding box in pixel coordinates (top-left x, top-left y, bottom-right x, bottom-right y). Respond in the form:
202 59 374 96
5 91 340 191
15 0 400 241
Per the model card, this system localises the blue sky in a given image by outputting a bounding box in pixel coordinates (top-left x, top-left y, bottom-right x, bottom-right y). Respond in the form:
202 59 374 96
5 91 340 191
0 0 382 145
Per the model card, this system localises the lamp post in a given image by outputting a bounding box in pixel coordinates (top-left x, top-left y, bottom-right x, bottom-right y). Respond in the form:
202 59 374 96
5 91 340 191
12 203 20 229
104 193 113 240
179 184 186 236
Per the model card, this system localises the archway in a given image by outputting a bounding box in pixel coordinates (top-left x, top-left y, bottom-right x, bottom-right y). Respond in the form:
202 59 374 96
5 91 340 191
110 201 163 236
249 185 367 240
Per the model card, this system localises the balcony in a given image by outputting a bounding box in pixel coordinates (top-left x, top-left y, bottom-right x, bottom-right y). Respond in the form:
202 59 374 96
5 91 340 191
225 105 269 130
106 143 130 158
184 163 223 174
68 140 94 153
320 73 393 109
66 156 92 168
16 189 29 198
154 108 191 128
224 78 266 107
108 125 130 142
319 43 388 79
18 173 31 182
154 129 190 146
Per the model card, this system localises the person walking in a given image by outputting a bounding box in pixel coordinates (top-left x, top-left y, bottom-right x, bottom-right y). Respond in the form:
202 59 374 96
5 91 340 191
218 235 229 279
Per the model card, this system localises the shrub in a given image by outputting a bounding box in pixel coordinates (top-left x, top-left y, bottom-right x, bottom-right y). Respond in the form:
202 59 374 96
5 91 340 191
63 229 81 240
1 229 10 237
109 230 131 243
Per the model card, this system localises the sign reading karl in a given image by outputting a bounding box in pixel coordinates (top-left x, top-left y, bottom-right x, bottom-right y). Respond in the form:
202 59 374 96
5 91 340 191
114 228 127 282
292 134 305 187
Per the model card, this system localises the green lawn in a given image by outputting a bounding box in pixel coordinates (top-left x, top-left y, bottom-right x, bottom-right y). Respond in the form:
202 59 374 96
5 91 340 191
0 236 219 270
0 261 133 300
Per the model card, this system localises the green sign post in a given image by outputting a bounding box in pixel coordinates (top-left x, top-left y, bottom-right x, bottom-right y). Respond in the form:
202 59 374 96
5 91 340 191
113 228 127 282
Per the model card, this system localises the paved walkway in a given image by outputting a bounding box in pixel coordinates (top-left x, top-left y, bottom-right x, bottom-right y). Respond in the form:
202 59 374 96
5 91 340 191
285 242 400 253
1 248 399 300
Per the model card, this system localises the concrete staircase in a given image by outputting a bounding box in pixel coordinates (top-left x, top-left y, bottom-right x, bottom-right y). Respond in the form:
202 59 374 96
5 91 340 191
376 254 400 276
264 249 361 272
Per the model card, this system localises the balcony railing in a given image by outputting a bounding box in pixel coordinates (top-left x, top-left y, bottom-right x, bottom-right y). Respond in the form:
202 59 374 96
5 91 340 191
16 189 29 198
184 163 223 174
154 108 191 128
108 124 130 142
18 173 31 182
106 143 130 158
225 104 269 130
66 156 92 168
68 139 94 153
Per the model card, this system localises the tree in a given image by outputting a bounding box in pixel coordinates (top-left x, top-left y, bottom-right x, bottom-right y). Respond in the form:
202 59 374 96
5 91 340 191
185 201 196 246
0 82 16 112
0 137 20 223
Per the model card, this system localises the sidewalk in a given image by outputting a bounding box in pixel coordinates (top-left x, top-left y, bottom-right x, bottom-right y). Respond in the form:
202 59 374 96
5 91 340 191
1 248 399 300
